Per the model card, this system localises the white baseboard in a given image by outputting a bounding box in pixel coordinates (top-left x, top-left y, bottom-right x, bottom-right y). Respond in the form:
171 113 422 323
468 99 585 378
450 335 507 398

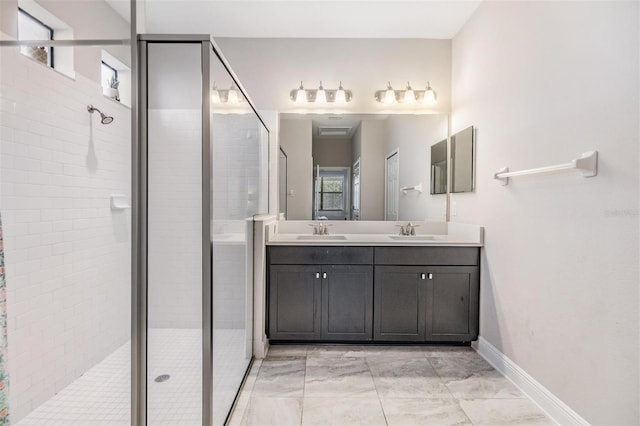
473 336 590 426
253 338 269 359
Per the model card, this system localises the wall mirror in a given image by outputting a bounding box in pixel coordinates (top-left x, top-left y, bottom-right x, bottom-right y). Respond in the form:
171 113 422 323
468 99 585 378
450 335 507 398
451 126 475 193
278 147 287 218
430 139 447 195
279 113 448 222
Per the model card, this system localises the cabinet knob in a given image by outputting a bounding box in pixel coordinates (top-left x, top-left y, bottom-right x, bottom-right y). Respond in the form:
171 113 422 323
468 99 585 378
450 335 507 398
316 272 320 279
428 273 433 280
420 273 426 280
322 272 327 279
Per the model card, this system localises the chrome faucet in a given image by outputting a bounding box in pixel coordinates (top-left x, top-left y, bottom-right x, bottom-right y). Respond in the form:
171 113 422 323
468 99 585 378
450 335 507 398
396 222 420 236
310 222 332 235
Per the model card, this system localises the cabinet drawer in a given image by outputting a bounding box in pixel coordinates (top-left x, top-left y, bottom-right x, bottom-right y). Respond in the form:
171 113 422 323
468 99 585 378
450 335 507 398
269 246 373 265
374 247 479 266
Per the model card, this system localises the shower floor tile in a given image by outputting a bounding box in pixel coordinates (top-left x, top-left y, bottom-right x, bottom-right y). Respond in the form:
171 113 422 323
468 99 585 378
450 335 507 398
15 328 249 426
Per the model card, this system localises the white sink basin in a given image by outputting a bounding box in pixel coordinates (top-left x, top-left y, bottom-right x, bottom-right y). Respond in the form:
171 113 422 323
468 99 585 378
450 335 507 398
388 235 437 241
296 235 347 241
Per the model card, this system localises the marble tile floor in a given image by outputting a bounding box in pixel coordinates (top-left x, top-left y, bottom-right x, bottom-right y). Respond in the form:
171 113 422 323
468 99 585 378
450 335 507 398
229 345 554 426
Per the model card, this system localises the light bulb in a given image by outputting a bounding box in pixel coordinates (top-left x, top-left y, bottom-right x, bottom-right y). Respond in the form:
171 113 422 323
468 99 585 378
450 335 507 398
335 81 346 104
315 81 326 104
384 82 396 105
211 83 221 105
295 81 307 104
423 82 437 105
227 85 239 104
404 82 416 104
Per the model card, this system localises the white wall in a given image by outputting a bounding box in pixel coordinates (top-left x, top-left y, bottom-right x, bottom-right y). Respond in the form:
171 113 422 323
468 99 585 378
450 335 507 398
451 1 639 424
215 38 451 114
0 47 131 421
312 138 352 168
384 115 448 221
279 119 312 220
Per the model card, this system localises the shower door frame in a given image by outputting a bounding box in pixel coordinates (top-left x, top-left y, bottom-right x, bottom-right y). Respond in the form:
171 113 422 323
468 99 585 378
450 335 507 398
134 34 269 426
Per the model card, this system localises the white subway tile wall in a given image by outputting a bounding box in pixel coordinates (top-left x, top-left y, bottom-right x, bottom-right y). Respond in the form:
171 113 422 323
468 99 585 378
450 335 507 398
0 47 131 422
211 114 261 221
212 114 263 330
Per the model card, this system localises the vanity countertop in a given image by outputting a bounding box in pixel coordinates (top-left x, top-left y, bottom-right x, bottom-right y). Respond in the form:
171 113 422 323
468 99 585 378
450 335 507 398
266 221 483 247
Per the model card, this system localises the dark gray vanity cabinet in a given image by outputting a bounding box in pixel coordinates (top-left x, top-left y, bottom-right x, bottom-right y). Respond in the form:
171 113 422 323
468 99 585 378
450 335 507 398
268 245 479 343
269 265 322 340
374 266 426 341
374 247 480 343
426 266 479 342
321 265 373 340
268 246 374 341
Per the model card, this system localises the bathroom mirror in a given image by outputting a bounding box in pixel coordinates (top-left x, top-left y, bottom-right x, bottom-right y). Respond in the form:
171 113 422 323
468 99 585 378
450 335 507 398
278 147 287 218
430 139 447 195
451 126 475 193
279 113 448 221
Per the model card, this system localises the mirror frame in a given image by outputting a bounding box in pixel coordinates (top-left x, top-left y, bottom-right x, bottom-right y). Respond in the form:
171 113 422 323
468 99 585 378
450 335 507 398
278 146 287 218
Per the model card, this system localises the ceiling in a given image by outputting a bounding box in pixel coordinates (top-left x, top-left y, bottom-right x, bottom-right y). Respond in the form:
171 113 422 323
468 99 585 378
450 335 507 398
134 0 481 39
283 113 389 140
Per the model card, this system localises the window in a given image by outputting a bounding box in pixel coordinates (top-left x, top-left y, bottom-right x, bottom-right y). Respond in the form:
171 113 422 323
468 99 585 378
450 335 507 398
319 175 345 211
101 61 118 90
18 8 54 67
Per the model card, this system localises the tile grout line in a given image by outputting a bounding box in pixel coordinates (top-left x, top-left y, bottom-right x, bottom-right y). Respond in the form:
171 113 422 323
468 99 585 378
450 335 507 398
300 347 308 426
365 355 390 426
425 352 476 425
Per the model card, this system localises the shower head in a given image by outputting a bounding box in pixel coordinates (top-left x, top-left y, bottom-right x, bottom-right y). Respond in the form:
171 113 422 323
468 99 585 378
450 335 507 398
87 105 114 124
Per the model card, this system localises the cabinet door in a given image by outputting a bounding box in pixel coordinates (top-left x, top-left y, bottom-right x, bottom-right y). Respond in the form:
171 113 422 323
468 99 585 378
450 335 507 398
321 265 373 341
269 265 321 340
374 266 426 341
425 266 479 342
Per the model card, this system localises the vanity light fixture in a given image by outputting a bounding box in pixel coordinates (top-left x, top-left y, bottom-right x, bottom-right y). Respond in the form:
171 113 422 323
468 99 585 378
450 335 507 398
295 81 306 104
289 81 353 104
374 81 438 106
334 82 347 105
211 82 221 105
423 81 437 105
384 82 396 105
211 82 244 105
404 82 416 104
227 84 240 104
315 81 327 104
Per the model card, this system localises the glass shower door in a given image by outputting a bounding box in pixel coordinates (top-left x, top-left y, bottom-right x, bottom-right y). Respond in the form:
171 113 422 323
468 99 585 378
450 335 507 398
209 44 268 425
146 41 204 425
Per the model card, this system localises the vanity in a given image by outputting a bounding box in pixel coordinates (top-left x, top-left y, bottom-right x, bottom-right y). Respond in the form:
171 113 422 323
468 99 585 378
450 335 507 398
265 221 483 344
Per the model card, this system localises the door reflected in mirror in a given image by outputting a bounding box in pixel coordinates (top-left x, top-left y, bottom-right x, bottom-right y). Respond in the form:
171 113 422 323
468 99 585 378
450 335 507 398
430 139 447 195
279 113 448 221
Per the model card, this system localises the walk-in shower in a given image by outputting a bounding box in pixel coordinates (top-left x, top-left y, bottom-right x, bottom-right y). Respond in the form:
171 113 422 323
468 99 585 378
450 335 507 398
1 18 266 426
87 104 115 124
